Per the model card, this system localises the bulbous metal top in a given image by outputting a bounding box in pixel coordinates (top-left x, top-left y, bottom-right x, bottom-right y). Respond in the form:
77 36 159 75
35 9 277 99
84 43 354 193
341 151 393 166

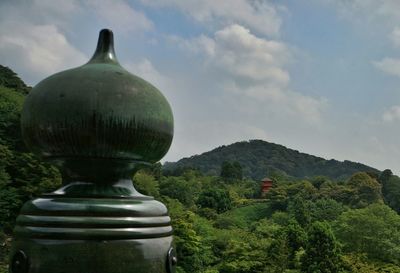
21 29 173 181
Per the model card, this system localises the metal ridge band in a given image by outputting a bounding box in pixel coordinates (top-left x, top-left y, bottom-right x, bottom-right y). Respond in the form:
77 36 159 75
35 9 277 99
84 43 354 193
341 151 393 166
21 197 169 217
16 215 171 228
14 225 173 240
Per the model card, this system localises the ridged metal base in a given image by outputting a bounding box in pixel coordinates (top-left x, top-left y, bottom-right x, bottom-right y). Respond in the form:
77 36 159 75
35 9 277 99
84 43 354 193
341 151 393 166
11 237 174 273
10 195 176 273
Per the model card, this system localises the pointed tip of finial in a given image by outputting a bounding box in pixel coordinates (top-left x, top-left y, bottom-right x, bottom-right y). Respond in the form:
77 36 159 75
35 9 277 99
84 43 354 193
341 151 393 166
88 29 118 64
99 28 113 39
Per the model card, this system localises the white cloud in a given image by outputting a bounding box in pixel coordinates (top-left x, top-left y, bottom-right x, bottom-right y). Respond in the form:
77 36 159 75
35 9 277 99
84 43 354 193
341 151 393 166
172 24 325 124
213 25 289 82
373 58 400 77
0 0 155 85
124 58 171 91
140 0 282 36
0 0 87 84
86 0 153 33
177 24 289 84
0 23 86 84
383 105 400 122
222 81 326 124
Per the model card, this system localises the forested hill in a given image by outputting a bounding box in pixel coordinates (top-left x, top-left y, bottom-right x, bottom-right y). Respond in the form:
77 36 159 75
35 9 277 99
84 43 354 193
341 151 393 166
0 65 30 95
164 140 379 180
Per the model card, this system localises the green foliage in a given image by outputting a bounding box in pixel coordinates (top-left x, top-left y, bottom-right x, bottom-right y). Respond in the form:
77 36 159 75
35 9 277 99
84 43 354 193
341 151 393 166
215 203 270 229
164 198 216 273
285 220 307 268
344 254 400 273
334 203 400 264
0 185 22 231
227 179 261 205
220 161 243 181
309 198 347 222
0 76 61 233
266 180 317 211
346 172 382 208
218 231 269 273
160 176 200 207
197 187 232 213
267 229 291 272
319 182 354 205
379 169 400 213
0 231 10 273
164 140 378 180
271 211 291 226
0 86 24 148
309 176 332 189
301 221 345 273
287 196 312 227
0 65 30 95
9 152 61 199
133 171 160 197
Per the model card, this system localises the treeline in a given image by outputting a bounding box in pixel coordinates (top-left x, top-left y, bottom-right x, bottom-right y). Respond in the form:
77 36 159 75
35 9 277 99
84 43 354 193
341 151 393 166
131 163 400 273
164 140 378 180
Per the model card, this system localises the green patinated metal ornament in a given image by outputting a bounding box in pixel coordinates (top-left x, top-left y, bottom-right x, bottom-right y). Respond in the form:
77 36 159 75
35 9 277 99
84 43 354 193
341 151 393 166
9 29 176 273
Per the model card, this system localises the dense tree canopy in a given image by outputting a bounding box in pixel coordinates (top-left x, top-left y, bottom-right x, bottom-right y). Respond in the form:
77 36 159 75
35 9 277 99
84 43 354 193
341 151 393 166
301 221 345 273
379 169 400 213
334 204 400 264
220 161 243 181
346 172 382 208
197 187 232 213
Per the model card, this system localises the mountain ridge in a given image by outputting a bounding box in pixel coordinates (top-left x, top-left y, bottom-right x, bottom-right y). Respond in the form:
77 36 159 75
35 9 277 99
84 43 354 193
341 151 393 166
163 139 379 180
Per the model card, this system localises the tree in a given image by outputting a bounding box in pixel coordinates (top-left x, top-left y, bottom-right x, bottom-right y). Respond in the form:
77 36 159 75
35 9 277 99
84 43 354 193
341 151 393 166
285 220 307 269
309 176 331 189
215 228 269 273
0 76 61 234
132 171 159 197
301 221 344 273
378 169 393 191
266 180 317 211
267 229 290 272
287 195 312 227
382 175 400 213
164 198 215 273
140 162 162 180
218 237 267 273
0 65 30 94
0 86 24 149
346 172 382 208
378 170 400 213
310 198 347 222
334 204 400 264
159 176 199 207
9 152 61 200
197 188 232 213
0 185 22 231
220 161 243 182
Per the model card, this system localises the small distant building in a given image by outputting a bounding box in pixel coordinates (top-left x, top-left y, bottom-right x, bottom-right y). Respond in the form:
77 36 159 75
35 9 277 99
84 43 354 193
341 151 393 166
261 177 273 197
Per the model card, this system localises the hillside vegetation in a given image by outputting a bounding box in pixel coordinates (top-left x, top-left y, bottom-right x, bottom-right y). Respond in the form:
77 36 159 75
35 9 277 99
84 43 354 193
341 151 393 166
1 66 400 273
164 140 378 180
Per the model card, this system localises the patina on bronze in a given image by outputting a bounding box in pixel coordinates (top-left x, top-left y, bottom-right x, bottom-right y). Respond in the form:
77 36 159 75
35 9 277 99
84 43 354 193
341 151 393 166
9 29 176 273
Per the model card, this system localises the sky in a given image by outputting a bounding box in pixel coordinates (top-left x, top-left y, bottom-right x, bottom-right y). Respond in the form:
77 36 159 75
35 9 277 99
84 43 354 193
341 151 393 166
2 0 400 174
